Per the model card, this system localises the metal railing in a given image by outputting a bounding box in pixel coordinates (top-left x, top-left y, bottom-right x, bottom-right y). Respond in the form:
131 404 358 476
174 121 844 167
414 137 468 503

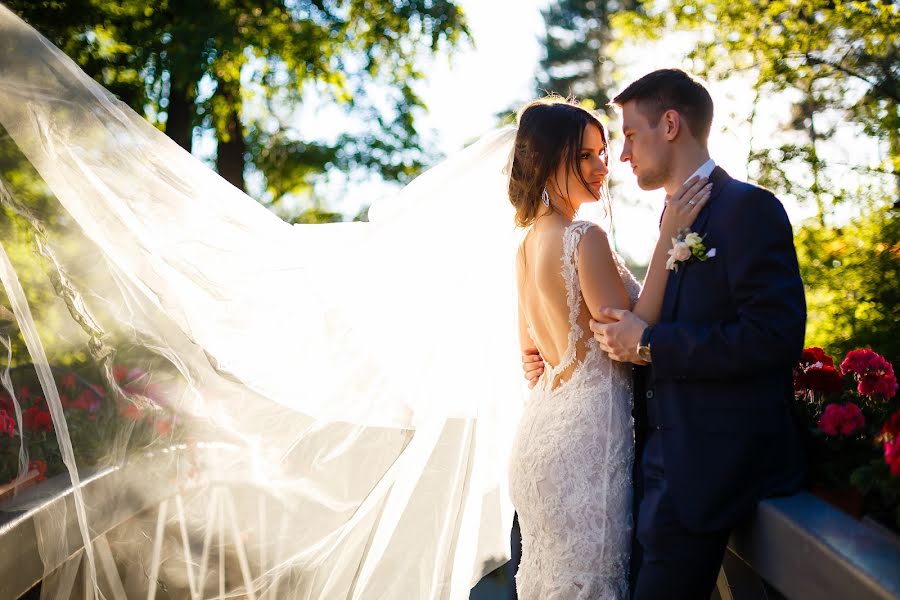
717 492 900 600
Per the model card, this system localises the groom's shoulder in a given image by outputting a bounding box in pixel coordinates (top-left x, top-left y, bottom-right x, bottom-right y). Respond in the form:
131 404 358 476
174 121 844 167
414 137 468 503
715 174 790 226
718 174 778 205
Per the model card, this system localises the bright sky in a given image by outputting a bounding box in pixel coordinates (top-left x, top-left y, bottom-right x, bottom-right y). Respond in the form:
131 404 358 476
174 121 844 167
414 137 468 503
305 0 879 264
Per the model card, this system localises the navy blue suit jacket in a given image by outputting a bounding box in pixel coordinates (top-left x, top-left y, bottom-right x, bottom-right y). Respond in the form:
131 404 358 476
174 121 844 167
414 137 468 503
643 166 806 532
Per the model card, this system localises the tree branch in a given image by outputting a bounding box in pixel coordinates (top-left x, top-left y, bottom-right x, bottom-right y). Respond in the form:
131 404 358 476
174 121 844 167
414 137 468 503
805 54 900 104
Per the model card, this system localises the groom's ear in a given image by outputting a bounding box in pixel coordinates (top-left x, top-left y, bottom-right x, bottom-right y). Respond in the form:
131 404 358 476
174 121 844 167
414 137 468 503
661 109 682 141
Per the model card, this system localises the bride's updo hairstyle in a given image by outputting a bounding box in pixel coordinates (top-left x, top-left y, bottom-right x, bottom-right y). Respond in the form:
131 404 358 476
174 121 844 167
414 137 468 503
509 96 608 227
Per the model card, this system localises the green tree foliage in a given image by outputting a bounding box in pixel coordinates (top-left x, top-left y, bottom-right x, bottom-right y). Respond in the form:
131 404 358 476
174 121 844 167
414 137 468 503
7 0 469 209
613 0 898 211
612 0 900 356
797 191 900 364
536 0 645 108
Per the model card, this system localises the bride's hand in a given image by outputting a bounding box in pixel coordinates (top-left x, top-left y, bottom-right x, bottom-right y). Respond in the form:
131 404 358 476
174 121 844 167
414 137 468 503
522 347 544 389
660 175 712 237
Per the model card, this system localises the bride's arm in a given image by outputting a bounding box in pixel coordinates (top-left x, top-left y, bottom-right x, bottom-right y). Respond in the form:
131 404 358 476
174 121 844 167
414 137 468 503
631 176 712 325
578 226 632 319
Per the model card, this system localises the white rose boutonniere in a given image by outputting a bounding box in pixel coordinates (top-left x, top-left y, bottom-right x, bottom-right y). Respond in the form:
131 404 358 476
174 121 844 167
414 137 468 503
666 227 716 271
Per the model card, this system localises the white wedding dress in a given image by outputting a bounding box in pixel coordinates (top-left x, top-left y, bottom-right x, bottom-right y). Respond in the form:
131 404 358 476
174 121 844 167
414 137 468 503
509 221 639 599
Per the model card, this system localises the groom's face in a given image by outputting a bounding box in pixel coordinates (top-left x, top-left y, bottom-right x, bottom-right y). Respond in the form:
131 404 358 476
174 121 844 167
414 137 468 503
619 101 672 191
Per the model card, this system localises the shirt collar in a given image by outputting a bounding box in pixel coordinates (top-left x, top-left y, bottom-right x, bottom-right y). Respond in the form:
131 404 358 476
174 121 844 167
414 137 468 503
685 158 716 184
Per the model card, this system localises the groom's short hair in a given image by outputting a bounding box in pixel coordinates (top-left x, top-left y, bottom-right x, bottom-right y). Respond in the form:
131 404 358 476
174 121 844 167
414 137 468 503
611 69 713 143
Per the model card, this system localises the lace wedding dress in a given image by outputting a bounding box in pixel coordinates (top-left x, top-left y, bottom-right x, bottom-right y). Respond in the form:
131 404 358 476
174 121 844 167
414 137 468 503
509 220 640 599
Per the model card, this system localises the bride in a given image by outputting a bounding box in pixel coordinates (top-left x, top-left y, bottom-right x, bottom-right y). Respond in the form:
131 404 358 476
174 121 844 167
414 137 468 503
0 6 706 599
507 98 709 598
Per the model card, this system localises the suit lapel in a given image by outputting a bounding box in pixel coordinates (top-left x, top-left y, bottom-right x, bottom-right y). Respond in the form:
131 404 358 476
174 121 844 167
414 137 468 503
661 166 731 322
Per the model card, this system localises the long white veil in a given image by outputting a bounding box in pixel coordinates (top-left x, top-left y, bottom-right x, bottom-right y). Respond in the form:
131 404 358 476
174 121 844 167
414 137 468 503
0 4 525 598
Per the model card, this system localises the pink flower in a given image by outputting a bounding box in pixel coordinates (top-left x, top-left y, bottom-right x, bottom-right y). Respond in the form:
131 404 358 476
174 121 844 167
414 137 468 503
840 349 897 399
885 439 900 477
817 402 865 437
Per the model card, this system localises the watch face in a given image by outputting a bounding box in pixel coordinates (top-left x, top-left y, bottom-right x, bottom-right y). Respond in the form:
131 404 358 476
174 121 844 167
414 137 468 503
638 346 651 362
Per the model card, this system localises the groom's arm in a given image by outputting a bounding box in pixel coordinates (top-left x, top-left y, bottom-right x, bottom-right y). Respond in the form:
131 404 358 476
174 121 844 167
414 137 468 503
649 189 806 380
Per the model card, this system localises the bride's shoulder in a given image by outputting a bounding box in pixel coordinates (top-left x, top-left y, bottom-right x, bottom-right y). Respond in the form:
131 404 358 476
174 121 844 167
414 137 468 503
567 220 609 247
570 222 616 270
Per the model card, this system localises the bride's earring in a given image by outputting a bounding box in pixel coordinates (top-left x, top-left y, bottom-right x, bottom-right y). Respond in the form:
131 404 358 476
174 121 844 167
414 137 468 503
541 188 550 207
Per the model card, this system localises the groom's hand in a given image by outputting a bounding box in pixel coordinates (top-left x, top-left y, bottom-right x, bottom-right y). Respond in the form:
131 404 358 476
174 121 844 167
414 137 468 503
590 307 648 365
522 347 544 389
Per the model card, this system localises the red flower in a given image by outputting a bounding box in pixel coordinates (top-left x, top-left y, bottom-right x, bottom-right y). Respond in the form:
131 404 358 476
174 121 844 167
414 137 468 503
23 406 52 432
63 389 101 413
61 373 76 389
114 365 146 385
119 399 142 421
795 347 843 394
817 402 865 437
0 409 15 437
155 418 173 437
113 364 129 383
840 349 897 399
800 347 836 369
28 459 47 482
885 440 900 477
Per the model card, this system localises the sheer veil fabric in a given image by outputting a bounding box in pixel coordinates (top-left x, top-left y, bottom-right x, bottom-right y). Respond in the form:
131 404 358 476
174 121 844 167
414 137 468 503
0 4 527 598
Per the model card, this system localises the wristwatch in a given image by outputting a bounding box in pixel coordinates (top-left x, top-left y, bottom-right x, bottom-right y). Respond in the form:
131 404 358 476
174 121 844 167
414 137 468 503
637 326 653 363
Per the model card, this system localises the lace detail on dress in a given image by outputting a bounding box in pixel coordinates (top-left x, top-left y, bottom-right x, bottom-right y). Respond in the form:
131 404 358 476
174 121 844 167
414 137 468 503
509 219 636 600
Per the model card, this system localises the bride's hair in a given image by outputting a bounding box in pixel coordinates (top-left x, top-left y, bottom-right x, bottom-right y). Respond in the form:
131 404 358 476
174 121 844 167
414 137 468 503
508 96 608 228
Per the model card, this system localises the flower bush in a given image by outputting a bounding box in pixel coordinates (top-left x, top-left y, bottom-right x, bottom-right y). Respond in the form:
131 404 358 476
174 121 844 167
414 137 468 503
0 363 181 493
794 346 900 531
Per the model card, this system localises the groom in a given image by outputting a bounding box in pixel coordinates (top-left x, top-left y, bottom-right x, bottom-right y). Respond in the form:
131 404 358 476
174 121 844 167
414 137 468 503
524 69 806 599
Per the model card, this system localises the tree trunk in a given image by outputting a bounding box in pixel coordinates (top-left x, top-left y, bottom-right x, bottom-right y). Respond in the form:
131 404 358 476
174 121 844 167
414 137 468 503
165 77 193 153
215 77 246 192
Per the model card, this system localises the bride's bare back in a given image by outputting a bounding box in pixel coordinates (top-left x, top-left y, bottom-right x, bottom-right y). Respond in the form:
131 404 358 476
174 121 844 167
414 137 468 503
517 212 631 389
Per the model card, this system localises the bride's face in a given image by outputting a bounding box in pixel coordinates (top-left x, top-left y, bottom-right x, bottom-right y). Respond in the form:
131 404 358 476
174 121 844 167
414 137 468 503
549 123 608 207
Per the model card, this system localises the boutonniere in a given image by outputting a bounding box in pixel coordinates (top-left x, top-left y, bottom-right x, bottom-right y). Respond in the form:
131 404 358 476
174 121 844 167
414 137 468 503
665 228 716 271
